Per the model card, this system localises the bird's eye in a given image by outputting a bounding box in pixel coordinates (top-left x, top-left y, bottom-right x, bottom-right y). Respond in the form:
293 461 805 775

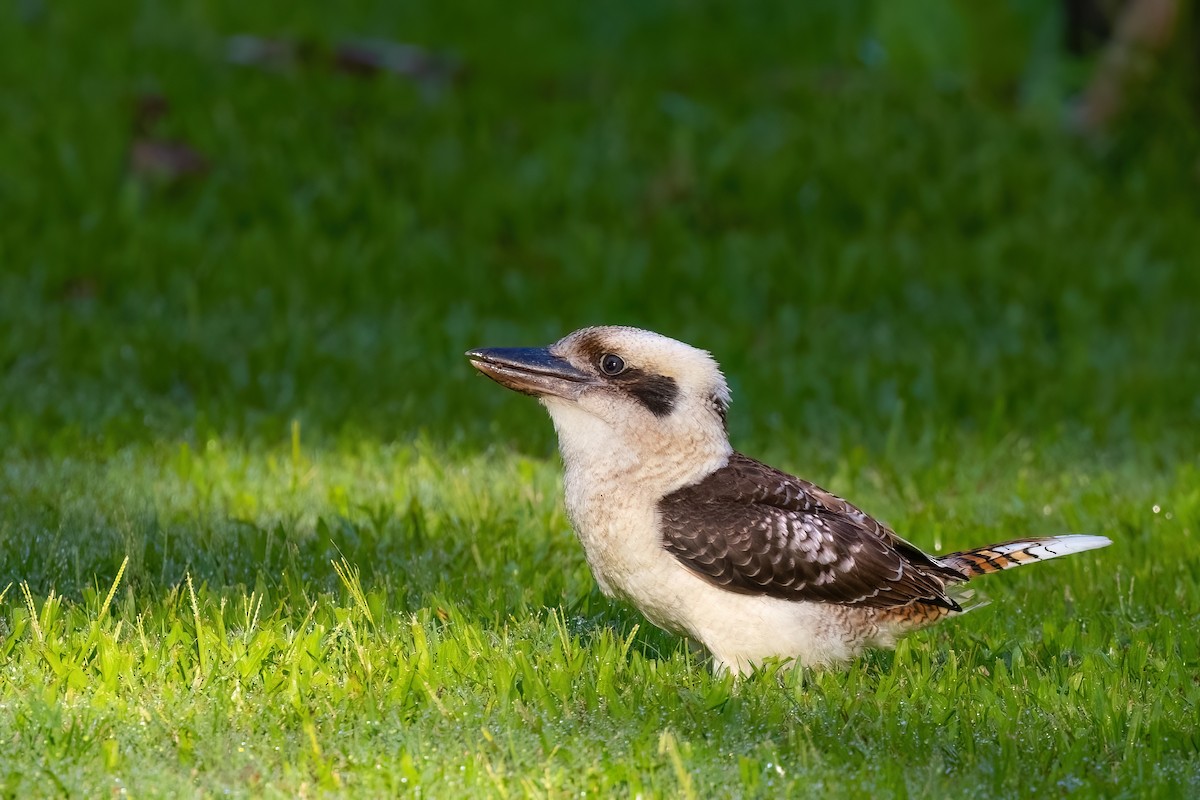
599 353 626 376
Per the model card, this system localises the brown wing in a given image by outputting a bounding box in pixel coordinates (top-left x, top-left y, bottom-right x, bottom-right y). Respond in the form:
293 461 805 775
658 453 966 609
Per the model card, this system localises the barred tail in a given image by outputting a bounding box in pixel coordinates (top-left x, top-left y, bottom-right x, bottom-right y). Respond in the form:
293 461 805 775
939 534 1111 579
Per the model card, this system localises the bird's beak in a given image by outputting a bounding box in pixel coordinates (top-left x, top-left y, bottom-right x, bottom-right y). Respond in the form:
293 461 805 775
466 347 592 400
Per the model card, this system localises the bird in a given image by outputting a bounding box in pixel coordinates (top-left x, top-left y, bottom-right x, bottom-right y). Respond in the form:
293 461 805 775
466 326 1111 675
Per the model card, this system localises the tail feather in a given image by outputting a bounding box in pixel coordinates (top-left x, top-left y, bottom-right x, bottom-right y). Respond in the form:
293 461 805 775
879 535 1109 633
939 534 1111 579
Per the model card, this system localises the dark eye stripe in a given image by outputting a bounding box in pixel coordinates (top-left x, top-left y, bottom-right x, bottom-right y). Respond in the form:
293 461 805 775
572 331 679 416
620 371 678 417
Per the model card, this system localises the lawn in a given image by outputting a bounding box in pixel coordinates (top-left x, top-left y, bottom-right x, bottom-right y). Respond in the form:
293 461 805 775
2 1 1199 796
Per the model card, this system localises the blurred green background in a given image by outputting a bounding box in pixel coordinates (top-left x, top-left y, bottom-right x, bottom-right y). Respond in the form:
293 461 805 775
2 0 1197 459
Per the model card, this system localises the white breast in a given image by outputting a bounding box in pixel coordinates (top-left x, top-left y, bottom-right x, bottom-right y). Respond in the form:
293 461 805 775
564 473 881 673
540 395 885 674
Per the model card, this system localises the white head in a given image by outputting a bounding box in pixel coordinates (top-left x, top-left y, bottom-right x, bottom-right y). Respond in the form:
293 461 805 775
467 326 733 486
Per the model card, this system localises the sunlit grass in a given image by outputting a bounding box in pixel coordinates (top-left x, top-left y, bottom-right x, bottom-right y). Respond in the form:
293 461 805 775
2 436 1198 795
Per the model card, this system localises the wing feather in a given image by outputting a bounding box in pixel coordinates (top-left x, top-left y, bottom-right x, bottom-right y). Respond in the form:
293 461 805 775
658 454 965 609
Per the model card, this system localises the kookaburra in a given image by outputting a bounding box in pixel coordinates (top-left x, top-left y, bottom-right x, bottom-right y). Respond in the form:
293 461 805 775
466 326 1110 675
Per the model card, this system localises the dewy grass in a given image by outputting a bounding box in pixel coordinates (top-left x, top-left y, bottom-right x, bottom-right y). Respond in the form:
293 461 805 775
2 0 1199 796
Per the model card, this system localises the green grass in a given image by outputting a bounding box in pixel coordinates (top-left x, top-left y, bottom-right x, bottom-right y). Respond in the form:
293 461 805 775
2 1 1199 796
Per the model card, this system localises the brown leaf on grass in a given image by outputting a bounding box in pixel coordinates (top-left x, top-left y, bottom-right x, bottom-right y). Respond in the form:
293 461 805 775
128 91 208 183
61 276 100 302
129 139 209 182
134 92 171 135
226 34 292 69
334 39 454 78
333 40 460 94
1067 0 1181 136
223 35 321 71
226 33 460 95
